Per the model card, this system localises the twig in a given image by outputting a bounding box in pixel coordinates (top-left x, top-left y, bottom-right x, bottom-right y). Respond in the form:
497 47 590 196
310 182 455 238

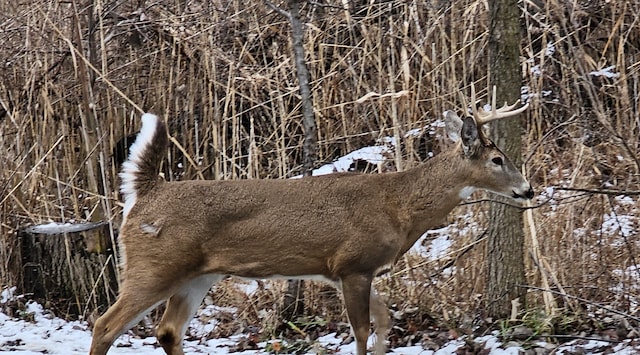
263 0 292 21
461 195 552 210
519 285 640 323
544 334 621 344
555 187 640 196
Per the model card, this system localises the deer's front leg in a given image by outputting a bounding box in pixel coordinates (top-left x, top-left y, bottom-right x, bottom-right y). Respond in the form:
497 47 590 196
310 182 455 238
340 273 374 355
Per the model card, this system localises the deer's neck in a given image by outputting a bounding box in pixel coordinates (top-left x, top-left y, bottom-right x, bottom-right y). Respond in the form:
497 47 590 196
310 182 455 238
397 151 470 249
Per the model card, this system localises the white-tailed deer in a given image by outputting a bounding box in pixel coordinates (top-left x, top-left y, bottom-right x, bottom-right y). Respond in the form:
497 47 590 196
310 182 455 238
90 87 533 355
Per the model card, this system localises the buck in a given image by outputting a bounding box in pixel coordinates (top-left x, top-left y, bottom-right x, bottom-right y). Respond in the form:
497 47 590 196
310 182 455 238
90 86 533 355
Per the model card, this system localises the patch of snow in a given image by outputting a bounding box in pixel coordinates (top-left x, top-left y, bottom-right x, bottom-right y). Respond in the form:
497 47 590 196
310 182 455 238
234 280 260 296
3 297 640 354
427 234 453 260
545 42 556 57
611 266 640 313
298 119 447 178
521 86 532 102
24 221 73 233
389 345 424 354
589 65 620 78
476 333 522 354
435 339 465 353
530 64 542 77
615 195 636 206
410 226 452 260
1 286 18 303
295 145 391 177
559 339 615 353
0 305 437 355
521 86 553 103
602 212 635 237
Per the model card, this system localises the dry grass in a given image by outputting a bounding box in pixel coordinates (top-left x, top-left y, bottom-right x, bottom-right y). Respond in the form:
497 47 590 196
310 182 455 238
1 0 638 342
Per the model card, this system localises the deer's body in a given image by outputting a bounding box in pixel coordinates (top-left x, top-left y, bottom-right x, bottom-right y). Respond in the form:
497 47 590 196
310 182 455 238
91 89 533 355
122 153 466 281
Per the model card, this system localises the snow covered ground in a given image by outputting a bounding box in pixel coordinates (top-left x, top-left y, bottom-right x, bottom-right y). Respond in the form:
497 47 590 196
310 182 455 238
2 296 640 354
0 293 468 354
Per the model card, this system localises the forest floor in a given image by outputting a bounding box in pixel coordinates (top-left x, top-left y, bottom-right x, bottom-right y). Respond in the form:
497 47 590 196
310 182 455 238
2 286 640 355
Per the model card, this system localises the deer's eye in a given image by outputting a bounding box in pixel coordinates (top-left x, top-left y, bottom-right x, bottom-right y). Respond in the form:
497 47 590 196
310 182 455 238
492 157 504 166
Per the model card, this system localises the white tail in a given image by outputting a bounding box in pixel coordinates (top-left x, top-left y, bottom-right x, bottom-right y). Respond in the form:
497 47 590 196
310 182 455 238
90 92 532 355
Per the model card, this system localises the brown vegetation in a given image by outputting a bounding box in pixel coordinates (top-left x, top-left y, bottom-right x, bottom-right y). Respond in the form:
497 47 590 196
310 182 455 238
1 0 639 349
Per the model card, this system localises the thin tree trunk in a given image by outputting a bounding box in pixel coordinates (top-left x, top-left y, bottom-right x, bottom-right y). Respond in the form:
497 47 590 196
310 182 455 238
485 0 527 320
288 0 317 177
264 0 317 320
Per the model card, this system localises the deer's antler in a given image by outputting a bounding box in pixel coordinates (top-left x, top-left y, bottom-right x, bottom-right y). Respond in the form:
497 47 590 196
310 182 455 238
469 83 529 126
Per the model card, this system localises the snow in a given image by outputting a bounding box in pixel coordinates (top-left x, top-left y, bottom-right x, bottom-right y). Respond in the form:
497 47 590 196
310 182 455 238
530 64 542 77
2 303 639 355
298 120 448 178
1 287 17 304
589 65 620 78
0 299 465 354
545 42 556 57
475 334 521 354
0 299 510 354
310 145 391 176
409 227 454 261
603 211 635 237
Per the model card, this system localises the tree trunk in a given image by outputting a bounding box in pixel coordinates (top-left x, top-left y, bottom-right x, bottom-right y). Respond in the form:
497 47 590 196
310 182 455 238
288 0 317 177
12 227 118 317
485 0 527 320
265 0 318 320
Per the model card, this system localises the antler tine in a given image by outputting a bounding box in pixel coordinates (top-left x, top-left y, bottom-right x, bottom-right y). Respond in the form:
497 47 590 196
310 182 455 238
469 83 484 121
472 85 529 126
458 90 468 116
459 85 481 117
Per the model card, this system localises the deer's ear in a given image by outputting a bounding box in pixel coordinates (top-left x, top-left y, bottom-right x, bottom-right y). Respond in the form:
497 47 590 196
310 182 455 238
460 116 478 147
444 110 463 143
459 116 481 157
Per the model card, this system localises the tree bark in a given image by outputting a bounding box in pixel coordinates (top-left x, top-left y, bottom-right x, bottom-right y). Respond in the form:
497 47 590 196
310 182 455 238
13 228 118 317
287 0 317 177
264 0 318 320
485 0 527 320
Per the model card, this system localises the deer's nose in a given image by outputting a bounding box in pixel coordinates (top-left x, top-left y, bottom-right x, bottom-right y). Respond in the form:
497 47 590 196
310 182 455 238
524 186 534 199
512 185 534 200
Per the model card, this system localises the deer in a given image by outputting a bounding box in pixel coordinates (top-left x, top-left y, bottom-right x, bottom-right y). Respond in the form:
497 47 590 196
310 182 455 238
89 86 533 355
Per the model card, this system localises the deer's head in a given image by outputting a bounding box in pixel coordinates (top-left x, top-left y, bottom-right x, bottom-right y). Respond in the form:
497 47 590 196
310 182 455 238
444 85 534 200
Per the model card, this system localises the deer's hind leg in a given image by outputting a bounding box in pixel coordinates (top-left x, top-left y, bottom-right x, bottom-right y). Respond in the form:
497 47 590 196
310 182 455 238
370 289 390 354
156 274 222 355
91 241 207 355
